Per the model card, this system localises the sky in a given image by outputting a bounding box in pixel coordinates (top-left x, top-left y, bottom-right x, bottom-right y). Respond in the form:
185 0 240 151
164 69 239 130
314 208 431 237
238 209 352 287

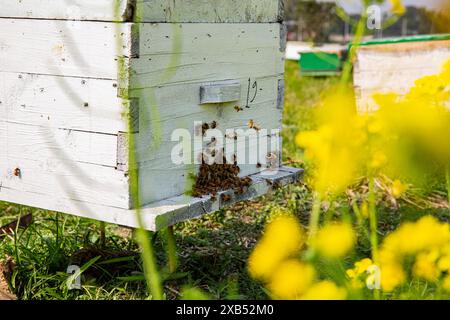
327 0 445 13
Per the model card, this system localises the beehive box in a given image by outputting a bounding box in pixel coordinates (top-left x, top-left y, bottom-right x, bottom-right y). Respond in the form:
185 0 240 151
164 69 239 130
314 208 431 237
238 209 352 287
0 0 302 230
354 35 450 112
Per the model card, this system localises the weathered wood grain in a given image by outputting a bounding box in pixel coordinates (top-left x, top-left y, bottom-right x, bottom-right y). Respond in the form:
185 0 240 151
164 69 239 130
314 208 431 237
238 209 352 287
0 0 130 21
130 23 284 88
0 0 283 23
0 167 301 231
0 121 118 167
0 156 130 208
0 19 132 79
132 75 283 165
0 72 127 134
137 0 283 23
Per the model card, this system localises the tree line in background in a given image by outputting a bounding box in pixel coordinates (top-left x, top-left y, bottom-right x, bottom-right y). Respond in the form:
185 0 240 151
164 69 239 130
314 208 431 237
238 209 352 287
284 0 450 43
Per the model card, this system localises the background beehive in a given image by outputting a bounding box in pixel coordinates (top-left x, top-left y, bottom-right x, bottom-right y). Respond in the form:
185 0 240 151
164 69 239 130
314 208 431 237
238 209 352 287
354 38 450 112
0 0 290 230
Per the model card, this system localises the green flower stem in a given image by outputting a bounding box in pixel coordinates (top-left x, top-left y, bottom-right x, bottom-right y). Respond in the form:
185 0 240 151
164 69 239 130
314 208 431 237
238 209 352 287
446 167 450 205
308 193 322 243
128 130 163 300
340 8 367 86
166 226 178 273
368 176 381 300
368 177 379 264
352 202 370 241
113 0 163 300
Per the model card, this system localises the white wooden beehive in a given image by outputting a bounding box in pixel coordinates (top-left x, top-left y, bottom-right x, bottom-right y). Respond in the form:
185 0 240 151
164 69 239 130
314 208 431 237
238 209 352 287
354 37 450 113
0 0 302 230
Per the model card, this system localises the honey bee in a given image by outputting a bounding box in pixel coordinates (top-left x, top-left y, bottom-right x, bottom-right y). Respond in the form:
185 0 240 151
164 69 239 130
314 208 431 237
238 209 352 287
221 194 232 202
13 168 21 177
247 119 261 131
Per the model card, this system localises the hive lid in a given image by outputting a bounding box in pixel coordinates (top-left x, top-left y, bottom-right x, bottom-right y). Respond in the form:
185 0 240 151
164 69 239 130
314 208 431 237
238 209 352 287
358 34 450 47
0 0 284 23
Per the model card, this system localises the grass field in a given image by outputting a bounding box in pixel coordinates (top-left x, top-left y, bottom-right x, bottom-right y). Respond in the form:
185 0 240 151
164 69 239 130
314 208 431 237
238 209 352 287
0 61 448 300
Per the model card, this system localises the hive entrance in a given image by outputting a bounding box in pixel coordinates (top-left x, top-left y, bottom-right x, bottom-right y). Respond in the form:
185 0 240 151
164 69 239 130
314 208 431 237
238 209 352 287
192 161 252 197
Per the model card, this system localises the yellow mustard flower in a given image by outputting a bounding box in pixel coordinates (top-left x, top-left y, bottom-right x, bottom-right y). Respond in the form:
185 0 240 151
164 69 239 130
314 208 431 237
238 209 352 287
438 255 450 272
389 0 406 15
267 260 315 300
391 180 408 199
413 250 440 282
382 216 450 256
347 258 374 279
372 60 450 182
248 215 304 280
380 262 406 292
313 223 356 258
301 281 347 300
369 150 388 170
443 276 450 292
296 90 366 197
355 258 374 274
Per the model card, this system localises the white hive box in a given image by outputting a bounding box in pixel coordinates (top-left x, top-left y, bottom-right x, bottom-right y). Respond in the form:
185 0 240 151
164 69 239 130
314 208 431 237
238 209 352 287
354 35 450 113
0 0 302 230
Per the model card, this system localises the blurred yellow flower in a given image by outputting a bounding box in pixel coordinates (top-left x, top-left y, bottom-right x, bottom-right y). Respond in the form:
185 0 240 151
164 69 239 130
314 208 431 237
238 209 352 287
389 0 406 15
443 276 450 292
382 216 450 255
370 150 388 170
248 215 304 280
438 254 450 272
347 258 374 279
355 258 374 274
373 60 450 179
391 180 408 199
413 250 440 281
301 281 347 300
377 216 450 291
347 258 379 289
380 262 406 292
313 223 356 258
296 90 365 197
268 260 315 300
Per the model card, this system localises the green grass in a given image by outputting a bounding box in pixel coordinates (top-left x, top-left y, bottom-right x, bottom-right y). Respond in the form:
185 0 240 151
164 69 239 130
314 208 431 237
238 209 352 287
0 61 446 300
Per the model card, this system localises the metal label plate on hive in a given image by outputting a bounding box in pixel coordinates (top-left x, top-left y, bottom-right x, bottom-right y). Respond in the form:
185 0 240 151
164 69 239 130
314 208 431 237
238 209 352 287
199 81 241 104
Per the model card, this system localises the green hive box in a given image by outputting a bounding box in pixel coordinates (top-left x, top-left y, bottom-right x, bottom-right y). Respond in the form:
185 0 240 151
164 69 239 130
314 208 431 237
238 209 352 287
299 52 342 76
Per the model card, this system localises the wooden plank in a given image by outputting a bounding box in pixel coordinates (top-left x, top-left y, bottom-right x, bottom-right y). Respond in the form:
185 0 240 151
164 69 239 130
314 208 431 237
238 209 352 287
137 0 283 23
0 121 118 167
0 0 283 23
0 157 130 208
0 0 130 21
0 72 127 134
0 167 301 231
132 75 283 163
130 23 284 88
0 19 132 79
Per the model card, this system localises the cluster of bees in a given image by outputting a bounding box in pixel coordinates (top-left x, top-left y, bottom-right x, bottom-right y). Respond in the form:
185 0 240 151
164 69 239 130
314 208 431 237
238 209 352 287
192 156 252 198
192 116 267 198
192 119 252 198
